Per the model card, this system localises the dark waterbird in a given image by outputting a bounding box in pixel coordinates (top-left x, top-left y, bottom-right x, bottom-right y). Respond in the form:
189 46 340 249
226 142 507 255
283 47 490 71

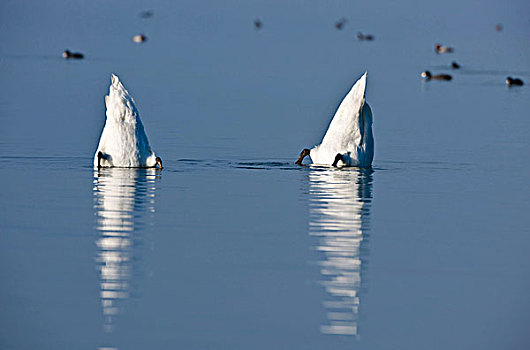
62 50 84 59
356 32 374 41
140 10 153 19
335 18 347 30
506 77 524 86
421 71 452 81
451 61 461 69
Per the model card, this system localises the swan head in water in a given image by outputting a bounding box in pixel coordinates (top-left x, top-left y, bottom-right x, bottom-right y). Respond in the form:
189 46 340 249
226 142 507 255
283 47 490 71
155 157 163 169
295 148 311 165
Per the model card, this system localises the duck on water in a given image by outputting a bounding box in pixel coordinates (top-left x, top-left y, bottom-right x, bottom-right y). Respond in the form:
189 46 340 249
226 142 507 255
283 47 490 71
421 70 452 81
62 50 84 59
435 43 453 54
506 77 524 86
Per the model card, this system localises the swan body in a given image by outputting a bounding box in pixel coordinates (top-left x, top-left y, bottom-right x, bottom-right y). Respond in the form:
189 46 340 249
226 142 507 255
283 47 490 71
298 72 374 168
94 74 161 169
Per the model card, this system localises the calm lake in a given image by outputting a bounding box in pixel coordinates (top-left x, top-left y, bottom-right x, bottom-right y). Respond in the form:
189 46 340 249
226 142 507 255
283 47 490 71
1 0 530 349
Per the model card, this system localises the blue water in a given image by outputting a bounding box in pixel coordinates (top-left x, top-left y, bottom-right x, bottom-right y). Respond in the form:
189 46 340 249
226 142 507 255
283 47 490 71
1 0 530 349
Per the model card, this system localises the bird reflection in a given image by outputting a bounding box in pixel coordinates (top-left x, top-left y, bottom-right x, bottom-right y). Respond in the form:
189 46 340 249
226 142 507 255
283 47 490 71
308 167 373 336
93 168 160 333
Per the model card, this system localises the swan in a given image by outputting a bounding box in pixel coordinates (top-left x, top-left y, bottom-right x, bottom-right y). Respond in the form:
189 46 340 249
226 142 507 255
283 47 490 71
94 74 163 169
295 72 374 168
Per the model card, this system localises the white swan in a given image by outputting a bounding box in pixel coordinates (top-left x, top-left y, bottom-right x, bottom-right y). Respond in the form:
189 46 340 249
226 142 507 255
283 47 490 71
94 74 162 169
296 72 374 168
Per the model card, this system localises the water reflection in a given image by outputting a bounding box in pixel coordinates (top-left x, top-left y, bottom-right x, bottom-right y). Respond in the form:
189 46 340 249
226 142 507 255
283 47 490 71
308 167 373 336
93 168 160 333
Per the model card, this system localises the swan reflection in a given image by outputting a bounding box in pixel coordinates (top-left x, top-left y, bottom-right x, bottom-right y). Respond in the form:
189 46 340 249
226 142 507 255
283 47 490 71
93 168 160 333
309 167 373 336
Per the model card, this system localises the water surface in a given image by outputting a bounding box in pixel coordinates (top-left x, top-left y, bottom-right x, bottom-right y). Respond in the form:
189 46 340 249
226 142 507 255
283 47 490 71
1 0 530 349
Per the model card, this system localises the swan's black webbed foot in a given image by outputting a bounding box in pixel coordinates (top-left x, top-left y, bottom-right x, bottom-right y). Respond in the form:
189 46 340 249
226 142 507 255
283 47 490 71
295 148 311 166
155 157 163 169
97 151 110 168
332 153 343 167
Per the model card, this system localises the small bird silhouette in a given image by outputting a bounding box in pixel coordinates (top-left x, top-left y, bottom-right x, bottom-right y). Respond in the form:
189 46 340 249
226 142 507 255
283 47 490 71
62 50 84 59
132 34 147 43
435 43 453 54
356 32 374 41
421 71 452 81
335 18 347 30
139 10 153 19
506 77 524 86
